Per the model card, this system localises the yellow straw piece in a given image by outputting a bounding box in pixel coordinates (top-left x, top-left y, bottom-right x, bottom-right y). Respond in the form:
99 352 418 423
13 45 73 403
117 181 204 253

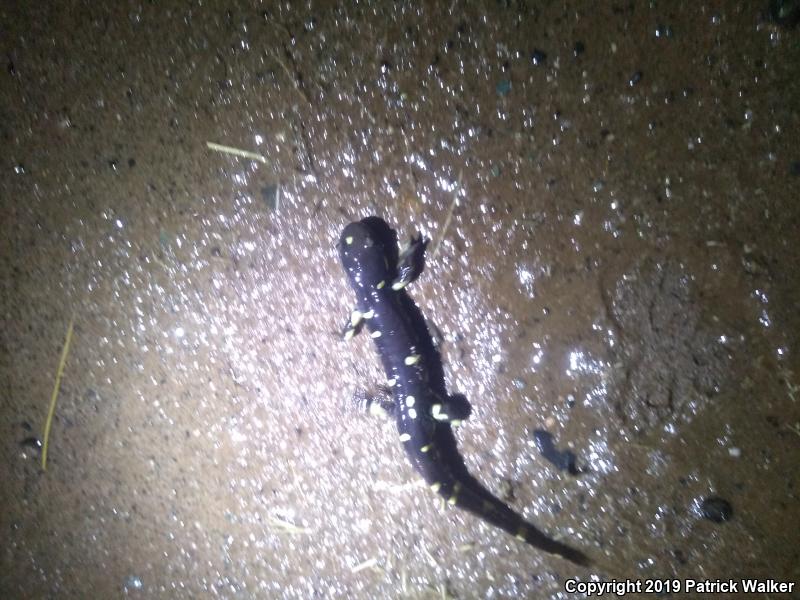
41 313 75 471
266 515 313 535
431 168 463 259
350 557 378 574
206 142 267 164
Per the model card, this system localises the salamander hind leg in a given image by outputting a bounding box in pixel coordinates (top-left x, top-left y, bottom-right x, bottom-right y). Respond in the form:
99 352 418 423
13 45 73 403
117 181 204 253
353 388 396 419
430 393 472 426
392 234 428 290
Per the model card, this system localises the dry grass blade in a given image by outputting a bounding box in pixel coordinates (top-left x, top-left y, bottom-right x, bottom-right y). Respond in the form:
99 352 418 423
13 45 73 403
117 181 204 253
350 557 379 574
206 141 267 164
431 169 463 258
266 515 313 535
41 313 75 470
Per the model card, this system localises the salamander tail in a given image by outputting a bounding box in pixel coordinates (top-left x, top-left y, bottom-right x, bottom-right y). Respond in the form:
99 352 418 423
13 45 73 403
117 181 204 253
431 477 591 567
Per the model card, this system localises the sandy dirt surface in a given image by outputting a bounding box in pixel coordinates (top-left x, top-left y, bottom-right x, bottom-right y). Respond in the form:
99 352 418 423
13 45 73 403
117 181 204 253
1 2 798 598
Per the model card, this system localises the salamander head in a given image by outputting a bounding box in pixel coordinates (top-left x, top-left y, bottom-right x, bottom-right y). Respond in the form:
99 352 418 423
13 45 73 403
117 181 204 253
338 218 395 288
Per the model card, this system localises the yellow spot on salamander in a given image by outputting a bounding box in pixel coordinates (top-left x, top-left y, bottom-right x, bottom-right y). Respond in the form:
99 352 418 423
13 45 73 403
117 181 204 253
404 354 420 366
420 444 432 453
430 482 441 493
362 309 375 319
405 395 415 407
450 419 463 427
370 330 382 338
448 483 461 506
386 378 396 387
376 280 386 289
399 433 411 442
407 408 417 419
345 236 354 245
392 281 407 291
432 404 449 421
343 328 355 341
515 526 527 542
350 309 362 326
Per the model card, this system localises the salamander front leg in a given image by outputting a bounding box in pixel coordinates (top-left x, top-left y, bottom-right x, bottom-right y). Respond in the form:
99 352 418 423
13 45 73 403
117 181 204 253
392 234 428 291
430 392 472 426
341 308 367 340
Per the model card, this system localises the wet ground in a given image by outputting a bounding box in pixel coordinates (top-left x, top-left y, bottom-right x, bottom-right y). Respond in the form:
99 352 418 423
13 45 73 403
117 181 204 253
1 2 799 598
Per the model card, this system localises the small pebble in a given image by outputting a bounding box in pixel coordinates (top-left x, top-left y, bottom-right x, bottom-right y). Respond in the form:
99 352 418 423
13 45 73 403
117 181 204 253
531 49 547 66
495 79 511 96
19 437 42 450
770 0 800 26
123 575 143 591
532 429 580 476
261 184 279 211
19 436 42 459
655 24 674 38
728 447 741 458
700 496 733 523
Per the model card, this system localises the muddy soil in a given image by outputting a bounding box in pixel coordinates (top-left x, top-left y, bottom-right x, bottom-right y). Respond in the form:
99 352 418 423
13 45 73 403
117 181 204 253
1 2 798 598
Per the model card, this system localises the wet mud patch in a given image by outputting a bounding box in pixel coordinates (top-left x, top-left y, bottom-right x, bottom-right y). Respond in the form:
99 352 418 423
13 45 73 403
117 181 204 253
603 258 732 434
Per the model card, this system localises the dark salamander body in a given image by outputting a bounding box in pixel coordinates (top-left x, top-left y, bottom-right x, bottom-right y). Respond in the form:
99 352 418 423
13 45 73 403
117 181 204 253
338 217 590 566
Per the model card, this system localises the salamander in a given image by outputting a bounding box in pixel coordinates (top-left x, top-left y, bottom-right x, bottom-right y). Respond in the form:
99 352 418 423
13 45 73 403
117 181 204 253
338 216 590 566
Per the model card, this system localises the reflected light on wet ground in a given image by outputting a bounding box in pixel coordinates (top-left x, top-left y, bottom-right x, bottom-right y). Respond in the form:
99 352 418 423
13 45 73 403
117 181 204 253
2 1 799 597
